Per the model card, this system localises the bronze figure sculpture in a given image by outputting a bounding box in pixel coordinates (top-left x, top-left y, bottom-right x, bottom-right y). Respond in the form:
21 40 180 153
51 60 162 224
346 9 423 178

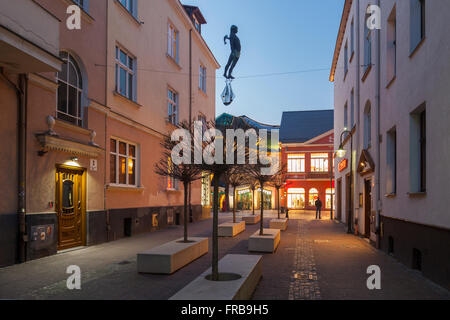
223 25 241 80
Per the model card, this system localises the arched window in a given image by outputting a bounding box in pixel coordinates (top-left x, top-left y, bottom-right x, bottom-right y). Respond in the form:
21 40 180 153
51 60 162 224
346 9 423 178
326 188 335 209
308 188 319 206
287 188 305 209
364 101 372 149
57 52 83 126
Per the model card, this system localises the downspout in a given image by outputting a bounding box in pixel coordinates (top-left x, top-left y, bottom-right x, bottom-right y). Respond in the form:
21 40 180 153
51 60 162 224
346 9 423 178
105 0 110 242
0 70 27 263
188 29 193 221
375 0 382 248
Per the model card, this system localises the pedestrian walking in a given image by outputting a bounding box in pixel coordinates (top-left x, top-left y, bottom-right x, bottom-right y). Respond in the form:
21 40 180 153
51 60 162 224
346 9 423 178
315 197 322 219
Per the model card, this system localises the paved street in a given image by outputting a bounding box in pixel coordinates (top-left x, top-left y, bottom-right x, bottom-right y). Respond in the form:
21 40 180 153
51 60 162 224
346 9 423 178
0 211 448 300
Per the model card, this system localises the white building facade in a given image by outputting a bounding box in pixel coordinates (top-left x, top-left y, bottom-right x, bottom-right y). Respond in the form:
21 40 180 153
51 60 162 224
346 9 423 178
331 0 450 290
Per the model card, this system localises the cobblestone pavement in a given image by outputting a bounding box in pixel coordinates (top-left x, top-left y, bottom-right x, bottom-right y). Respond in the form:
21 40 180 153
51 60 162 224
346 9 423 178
0 211 449 300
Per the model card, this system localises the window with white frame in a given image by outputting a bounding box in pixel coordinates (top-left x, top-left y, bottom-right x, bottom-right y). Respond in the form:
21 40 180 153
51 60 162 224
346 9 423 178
199 65 207 93
57 52 83 127
311 153 329 173
115 46 136 101
287 154 305 173
168 23 179 63
308 188 319 206
110 138 138 186
387 6 397 83
364 10 372 73
168 88 178 125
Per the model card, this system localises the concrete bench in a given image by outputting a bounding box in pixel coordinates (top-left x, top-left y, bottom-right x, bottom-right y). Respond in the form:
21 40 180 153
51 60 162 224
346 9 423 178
137 237 208 274
242 215 261 225
269 218 289 231
248 229 281 253
170 254 263 300
218 221 246 237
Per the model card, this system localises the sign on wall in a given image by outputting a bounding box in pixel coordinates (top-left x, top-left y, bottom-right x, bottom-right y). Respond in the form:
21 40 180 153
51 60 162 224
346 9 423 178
338 159 348 172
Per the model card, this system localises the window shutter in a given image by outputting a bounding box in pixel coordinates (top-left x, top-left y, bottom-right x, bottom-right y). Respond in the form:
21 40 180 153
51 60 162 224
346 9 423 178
410 0 422 52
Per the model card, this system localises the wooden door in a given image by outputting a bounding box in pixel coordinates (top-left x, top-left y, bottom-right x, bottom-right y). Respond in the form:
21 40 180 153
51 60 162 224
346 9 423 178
56 166 86 250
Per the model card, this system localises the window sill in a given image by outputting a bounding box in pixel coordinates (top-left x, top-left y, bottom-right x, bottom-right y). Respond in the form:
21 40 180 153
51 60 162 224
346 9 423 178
385 193 396 198
113 0 142 27
166 54 182 70
113 91 142 108
407 192 427 198
106 184 144 192
409 37 426 59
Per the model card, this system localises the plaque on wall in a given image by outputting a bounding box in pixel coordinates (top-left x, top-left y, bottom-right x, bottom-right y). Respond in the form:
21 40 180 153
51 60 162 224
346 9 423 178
30 224 54 250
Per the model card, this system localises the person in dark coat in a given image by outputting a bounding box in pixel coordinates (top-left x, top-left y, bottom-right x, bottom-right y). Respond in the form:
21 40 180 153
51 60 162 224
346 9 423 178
315 197 323 220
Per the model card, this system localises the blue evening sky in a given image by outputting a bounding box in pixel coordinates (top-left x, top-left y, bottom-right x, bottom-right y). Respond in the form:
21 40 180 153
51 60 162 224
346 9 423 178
186 0 345 125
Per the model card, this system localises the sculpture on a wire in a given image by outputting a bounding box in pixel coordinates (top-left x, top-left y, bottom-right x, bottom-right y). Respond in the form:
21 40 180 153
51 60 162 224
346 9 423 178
221 25 241 106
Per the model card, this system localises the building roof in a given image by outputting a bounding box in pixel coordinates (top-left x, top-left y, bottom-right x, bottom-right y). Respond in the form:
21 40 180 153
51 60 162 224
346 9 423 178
216 113 280 131
329 0 352 82
182 5 207 24
280 110 334 144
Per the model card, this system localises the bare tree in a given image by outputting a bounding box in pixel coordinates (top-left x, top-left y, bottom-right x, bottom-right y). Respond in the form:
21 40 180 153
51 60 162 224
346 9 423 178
243 162 284 236
227 168 246 223
155 121 203 243
271 167 286 219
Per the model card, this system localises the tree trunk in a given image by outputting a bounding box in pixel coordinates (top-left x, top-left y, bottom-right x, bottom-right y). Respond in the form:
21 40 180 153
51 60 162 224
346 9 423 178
260 182 264 236
224 184 229 212
233 186 236 223
252 189 255 215
183 181 189 243
212 173 220 281
277 187 280 219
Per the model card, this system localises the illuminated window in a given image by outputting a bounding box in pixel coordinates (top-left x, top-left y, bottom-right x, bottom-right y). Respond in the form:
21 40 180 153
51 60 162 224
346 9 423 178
110 138 137 186
167 157 179 190
326 188 335 209
287 154 305 173
311 153 329 172
168 23 179 63
287 188 305 209
309 188 319 206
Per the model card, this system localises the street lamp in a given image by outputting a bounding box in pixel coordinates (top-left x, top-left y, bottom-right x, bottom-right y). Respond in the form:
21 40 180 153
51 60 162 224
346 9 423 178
337 129 353 234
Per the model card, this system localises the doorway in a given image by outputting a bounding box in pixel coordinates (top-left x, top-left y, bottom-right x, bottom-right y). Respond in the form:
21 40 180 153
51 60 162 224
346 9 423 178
56 165 86 251
364 179 372 238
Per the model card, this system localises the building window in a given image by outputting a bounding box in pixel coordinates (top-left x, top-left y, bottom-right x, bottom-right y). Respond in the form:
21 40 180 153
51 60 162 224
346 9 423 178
350 18 354 55
119 0 137 16
201 172 211 206
344 41 348 77
115 46 136 101
311 153 329 173
287 188 305 209
410 107 426 193
167 158 179 190
110 138 137 186
308 188 319 207
364 102 372 149
326 188 335 209
57 52 83 127
386 127 397 194
193 16 201 33
387 6 397 83
168 23 179 63
73 0 88 12
287 154 305 173
364 10 372 73
199 65 207 93
168 88 178 125
344 102 348 129
350 89 355 128
410 0 425 53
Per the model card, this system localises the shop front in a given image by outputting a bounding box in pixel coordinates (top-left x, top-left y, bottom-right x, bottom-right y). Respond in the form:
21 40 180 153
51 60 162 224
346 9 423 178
235 187 273 210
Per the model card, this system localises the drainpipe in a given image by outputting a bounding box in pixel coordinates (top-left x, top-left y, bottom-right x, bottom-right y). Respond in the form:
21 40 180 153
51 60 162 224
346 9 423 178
375 0 382 248
188 29 193 221
0 70 27 263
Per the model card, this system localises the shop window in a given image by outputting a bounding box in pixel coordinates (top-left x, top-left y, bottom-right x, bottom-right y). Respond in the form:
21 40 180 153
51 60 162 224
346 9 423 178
308 188 319 207
287 188 305 209
326 188 335 209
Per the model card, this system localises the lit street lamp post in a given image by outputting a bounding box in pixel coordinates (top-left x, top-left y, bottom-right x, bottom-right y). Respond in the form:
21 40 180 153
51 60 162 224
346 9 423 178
337 129 353 234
